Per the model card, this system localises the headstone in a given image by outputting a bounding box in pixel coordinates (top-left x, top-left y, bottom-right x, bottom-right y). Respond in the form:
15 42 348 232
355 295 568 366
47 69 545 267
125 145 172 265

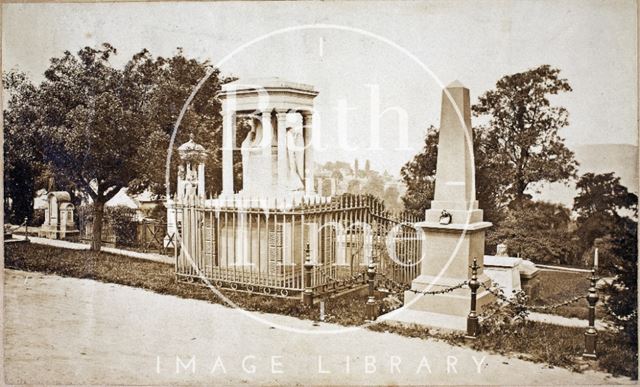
39 191 79 240
483 255 522 297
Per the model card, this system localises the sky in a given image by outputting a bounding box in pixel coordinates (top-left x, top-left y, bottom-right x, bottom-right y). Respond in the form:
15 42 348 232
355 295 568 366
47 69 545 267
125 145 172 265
3 0 637 177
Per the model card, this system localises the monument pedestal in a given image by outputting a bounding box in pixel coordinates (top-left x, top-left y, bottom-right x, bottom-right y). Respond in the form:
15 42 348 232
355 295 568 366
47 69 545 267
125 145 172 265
381 219 495 332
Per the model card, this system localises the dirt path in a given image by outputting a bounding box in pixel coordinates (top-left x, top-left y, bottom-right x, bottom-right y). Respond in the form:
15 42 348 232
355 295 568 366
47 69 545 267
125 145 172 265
4 269 632 385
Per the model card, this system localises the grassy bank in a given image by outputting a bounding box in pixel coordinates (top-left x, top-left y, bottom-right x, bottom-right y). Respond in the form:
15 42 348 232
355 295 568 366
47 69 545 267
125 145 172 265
5 243 637 379
528 270 596 319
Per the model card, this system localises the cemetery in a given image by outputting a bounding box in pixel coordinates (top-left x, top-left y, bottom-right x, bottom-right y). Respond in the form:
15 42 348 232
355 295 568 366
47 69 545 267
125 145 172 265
6 74 635 380
4 62 636 380
3 29 637 384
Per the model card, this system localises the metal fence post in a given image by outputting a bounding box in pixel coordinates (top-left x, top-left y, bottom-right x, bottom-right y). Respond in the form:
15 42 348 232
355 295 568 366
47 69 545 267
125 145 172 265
583 267 599 359
303 243 314 306
366 262 378 321
24 217 29 242
466 258 480 340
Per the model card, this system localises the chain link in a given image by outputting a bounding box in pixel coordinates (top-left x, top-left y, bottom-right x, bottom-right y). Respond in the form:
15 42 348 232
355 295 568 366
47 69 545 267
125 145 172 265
480 282 584 312
406 281 468 295
376 272 467 295
377 272 410 293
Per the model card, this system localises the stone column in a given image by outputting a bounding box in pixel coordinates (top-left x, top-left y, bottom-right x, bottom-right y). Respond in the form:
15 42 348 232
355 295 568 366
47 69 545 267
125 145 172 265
302 111 314 194
260 110 274 193
198 163 205 199
222 110 236 195
275 110 288 190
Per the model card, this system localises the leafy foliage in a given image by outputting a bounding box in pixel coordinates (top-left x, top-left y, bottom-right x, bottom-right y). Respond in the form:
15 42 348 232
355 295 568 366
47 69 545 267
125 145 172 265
574 172 638 221
487 200 577 263
604 217 638 355
3 71 45 224
3 43 232 249
472 65 578 203
573 172 638 255
400 126 437 217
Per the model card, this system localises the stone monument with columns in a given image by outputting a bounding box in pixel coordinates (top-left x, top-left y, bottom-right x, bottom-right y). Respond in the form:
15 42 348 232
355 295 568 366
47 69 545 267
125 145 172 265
219 77 318 202
195 78 322 269
383 81 495 331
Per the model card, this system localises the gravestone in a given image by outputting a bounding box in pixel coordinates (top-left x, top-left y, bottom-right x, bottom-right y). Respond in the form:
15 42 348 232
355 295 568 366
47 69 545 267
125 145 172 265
39 191 79 240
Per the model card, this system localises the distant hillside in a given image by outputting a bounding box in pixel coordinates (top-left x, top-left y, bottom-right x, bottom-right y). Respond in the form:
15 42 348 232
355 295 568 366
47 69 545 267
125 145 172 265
530 143 638 208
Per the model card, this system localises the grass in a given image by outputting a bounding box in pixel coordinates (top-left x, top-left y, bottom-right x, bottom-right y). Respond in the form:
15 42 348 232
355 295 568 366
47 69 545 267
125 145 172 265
370 320 637 379
5 243 637 379
528 270 604 320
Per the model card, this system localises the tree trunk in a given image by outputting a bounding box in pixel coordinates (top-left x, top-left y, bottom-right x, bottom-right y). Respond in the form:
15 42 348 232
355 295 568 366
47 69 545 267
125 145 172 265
91 198 105 251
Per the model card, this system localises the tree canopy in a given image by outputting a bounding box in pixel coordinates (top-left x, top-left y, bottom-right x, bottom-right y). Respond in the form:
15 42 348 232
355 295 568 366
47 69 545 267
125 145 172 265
400 126 503 223
3 43 231 249
573 172 638 222
472 65 578 204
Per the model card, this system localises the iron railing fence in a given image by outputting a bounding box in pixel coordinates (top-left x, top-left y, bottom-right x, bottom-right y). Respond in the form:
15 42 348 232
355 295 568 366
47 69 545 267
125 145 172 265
175 193 423 298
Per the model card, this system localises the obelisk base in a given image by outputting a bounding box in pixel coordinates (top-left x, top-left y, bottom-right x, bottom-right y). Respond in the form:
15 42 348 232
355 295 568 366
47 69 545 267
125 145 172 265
380 221 496 332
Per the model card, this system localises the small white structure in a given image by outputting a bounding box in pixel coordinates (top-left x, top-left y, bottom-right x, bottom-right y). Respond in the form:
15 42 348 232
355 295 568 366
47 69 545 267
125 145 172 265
39 191 79 240
483 255 523 297
483 243 540 298
165 134 207 247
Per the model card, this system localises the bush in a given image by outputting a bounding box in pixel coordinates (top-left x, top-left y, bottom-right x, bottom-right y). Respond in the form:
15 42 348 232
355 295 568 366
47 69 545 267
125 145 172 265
107 206 138 246
487 200 579 264
30 209 45 227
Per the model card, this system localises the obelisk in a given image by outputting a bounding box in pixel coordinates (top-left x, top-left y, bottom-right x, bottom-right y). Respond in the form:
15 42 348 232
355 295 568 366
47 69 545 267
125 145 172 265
387 81 495 331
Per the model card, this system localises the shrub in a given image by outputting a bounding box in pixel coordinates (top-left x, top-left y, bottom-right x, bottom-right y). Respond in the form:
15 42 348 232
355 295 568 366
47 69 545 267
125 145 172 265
107 206 138 246
30 209 45 226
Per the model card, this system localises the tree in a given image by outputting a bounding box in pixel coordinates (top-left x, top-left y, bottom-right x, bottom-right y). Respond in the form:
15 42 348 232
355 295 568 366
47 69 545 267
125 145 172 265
4 44 232 250
122 48 233 197
571 173 637 342
400 126 437 217
573 172 638 256
472 65 578 204
382 185 401 212
346 179 361 195
32 44 151 250
362 172 385 198
574 172 637 222
3 71 45 224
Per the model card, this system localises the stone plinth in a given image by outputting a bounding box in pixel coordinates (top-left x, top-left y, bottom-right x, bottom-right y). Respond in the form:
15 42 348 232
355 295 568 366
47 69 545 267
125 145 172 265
483 255 523 298
396 221 494 330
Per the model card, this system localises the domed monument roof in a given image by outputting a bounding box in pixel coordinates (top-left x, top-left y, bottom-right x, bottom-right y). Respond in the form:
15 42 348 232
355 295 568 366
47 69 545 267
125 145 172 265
178 134 207 162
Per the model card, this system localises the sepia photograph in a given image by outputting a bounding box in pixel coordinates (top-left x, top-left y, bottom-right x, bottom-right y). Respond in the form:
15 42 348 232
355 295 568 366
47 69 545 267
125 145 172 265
2 0 638 384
